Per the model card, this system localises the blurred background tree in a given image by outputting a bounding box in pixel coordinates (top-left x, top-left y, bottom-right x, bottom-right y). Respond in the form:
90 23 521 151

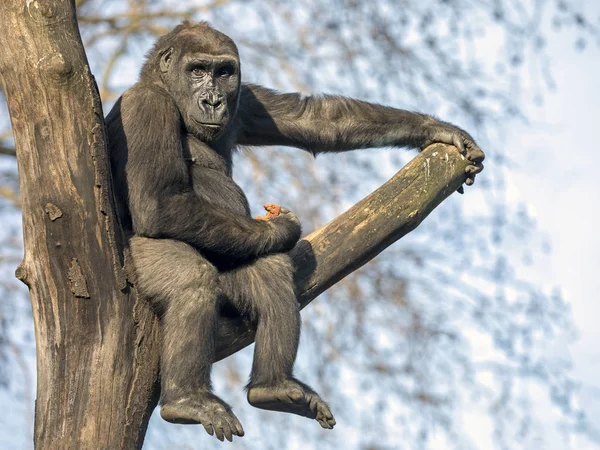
0 0 599 448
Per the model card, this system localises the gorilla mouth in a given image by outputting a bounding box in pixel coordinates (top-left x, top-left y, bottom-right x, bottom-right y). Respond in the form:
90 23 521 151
191 117 223 131
200 123 221 130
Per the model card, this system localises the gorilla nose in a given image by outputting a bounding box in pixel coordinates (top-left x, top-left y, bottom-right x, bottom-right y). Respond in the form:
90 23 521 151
202 93 224 109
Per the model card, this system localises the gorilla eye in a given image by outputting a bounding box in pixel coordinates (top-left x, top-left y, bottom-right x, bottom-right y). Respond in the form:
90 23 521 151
218 65 235 77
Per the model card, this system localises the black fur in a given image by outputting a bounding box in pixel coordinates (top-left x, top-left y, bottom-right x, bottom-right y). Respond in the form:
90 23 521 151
105 21 484 440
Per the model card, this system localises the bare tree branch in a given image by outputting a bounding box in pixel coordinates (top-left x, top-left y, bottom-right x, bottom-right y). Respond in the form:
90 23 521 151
0 145 15 157
0 187 19 206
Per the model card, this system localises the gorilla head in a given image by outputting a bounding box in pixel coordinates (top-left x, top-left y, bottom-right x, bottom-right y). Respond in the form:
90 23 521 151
141 22 241 142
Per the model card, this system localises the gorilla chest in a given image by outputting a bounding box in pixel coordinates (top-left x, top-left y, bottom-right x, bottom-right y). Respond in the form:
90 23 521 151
185 138 250 216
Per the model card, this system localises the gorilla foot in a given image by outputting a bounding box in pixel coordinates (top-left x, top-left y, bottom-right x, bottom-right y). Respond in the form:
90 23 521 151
247 378 336 429
160 392 245 441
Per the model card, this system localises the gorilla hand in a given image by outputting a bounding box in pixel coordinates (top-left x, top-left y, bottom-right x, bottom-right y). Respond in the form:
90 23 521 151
421 120 485 192
267 206 301 253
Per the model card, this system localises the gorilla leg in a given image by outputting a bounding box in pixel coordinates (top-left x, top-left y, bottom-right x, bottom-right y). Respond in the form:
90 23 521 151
130 237 244 440
219 253 299 384
219 254 336 429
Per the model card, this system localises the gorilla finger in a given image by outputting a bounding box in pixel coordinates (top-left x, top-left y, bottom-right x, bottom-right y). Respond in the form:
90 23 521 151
214 425 225 442
453 135 466 155
420 139 433 151
465 164 484 175
467 147 485 163
232 418 245 436
465 175 475 186
202 422 214 436
316 401 329 416
223 425 233 442
457 185 465 194
319 418 333 429
317 404 333 424
323 408 334 420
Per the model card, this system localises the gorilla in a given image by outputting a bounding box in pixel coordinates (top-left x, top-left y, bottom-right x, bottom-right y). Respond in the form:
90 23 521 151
105 21 484 442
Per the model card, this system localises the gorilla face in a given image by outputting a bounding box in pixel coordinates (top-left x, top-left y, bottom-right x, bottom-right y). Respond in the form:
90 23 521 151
157 29 241 143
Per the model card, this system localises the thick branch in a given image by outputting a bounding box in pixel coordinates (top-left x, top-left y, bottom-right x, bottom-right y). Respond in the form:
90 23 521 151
215 143 471 360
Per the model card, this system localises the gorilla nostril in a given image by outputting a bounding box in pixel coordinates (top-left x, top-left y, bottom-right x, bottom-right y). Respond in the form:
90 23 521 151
202 93 223 108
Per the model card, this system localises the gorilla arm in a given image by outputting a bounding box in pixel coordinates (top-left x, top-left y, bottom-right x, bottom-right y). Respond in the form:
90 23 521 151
112 85 300 259
236 84 484 182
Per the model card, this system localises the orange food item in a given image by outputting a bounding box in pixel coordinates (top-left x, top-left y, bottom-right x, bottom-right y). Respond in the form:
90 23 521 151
256 203 282 221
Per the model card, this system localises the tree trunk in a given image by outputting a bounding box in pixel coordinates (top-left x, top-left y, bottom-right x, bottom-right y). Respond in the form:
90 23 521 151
0 1 473 448
0 2 160 448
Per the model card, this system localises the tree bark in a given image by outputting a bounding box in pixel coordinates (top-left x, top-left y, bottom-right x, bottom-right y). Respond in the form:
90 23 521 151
0 2 160 449
0 1 472 448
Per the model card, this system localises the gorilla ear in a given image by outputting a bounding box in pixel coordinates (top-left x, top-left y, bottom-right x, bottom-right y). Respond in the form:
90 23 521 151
159 48 174 73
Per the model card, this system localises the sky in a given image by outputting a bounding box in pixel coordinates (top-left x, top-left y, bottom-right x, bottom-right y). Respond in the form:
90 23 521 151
505 28 600 442
1 7 600 450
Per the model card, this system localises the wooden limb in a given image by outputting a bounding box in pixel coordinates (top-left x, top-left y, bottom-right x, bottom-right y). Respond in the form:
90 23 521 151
215 143 471 360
